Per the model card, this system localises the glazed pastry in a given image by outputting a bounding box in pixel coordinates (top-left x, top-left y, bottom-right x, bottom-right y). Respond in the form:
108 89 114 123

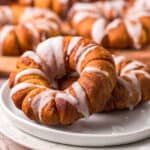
0 5 61 25
69 0 128 22
53 55 150 111
17 0 99 17
9 36 116 125
0 6 61 56
0 6 15 26
104 55 150 111
126 0 150 15
69 1 150 49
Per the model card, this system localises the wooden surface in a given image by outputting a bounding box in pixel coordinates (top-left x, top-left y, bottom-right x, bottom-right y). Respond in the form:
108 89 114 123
0 56 18 76
0 48 150 76
112 48 150 65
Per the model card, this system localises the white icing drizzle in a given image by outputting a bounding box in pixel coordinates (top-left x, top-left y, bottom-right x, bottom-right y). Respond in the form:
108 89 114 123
135 11 150 17
0 11 4 25
130 70 150 79
106 19 121 32
126 11 150 20
0 25 14 55
34 19 59 31
57 86 88 117
125 20 142 49
73 11 99 24
47 21 59 31
56 91 77 106
36 37 65 79
117 76 133 97
92 18 106 43
72 3 97 12
128 0 150 14
72 82 89 117
30 19 57 42
20 8 60 23
121 61 145 75
76 45 97 73
24 22 39 44
75 44 95 62
10 82 44 97
60 0 69 4
31 89 56 122
22 51 42 64
124 72 141 103
32 20 50 32
82 66 109 77
103 0 125 18
115 56 150 109
117 76 133 102
48 21 59 30
120 60 147 104
113 55 125 65
67 37 82 56
14 68 48 84
24 0 32 3
1 6 13 24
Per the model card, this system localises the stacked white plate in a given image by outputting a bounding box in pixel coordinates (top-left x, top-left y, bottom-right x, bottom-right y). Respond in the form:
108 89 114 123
1 81 150 149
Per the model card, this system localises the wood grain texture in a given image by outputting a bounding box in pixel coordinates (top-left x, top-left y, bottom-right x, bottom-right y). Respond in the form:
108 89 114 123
112 48 150 65
0 56 18 77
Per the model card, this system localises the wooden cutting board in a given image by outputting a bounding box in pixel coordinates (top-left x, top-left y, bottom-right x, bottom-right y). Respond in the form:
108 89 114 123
112 47 150 65
0 56 18 77
0 48 150 76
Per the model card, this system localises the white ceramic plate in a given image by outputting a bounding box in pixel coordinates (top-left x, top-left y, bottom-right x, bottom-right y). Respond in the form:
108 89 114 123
1 81 150 147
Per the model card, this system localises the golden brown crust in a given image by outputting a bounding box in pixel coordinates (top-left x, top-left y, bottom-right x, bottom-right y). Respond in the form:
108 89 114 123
104 56 150 111
9 36 150 125
17 0 99 18
56 55 150 112
68 1 150 49
0 5 61 56
9 36 116 126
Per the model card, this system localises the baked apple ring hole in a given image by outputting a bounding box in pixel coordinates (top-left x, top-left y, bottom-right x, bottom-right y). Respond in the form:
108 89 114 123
58 73 79 90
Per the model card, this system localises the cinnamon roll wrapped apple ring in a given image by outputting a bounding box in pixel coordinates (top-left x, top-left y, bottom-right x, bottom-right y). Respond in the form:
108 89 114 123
69 2 150 49
104 55 150 111
51 55 150 111
9 36 116 125
0 5 61 56
17 0 99 17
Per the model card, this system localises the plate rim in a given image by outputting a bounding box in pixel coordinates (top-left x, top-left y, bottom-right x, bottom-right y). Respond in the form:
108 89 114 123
1 80 150 146
0 126 38 149
0 106 62 150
